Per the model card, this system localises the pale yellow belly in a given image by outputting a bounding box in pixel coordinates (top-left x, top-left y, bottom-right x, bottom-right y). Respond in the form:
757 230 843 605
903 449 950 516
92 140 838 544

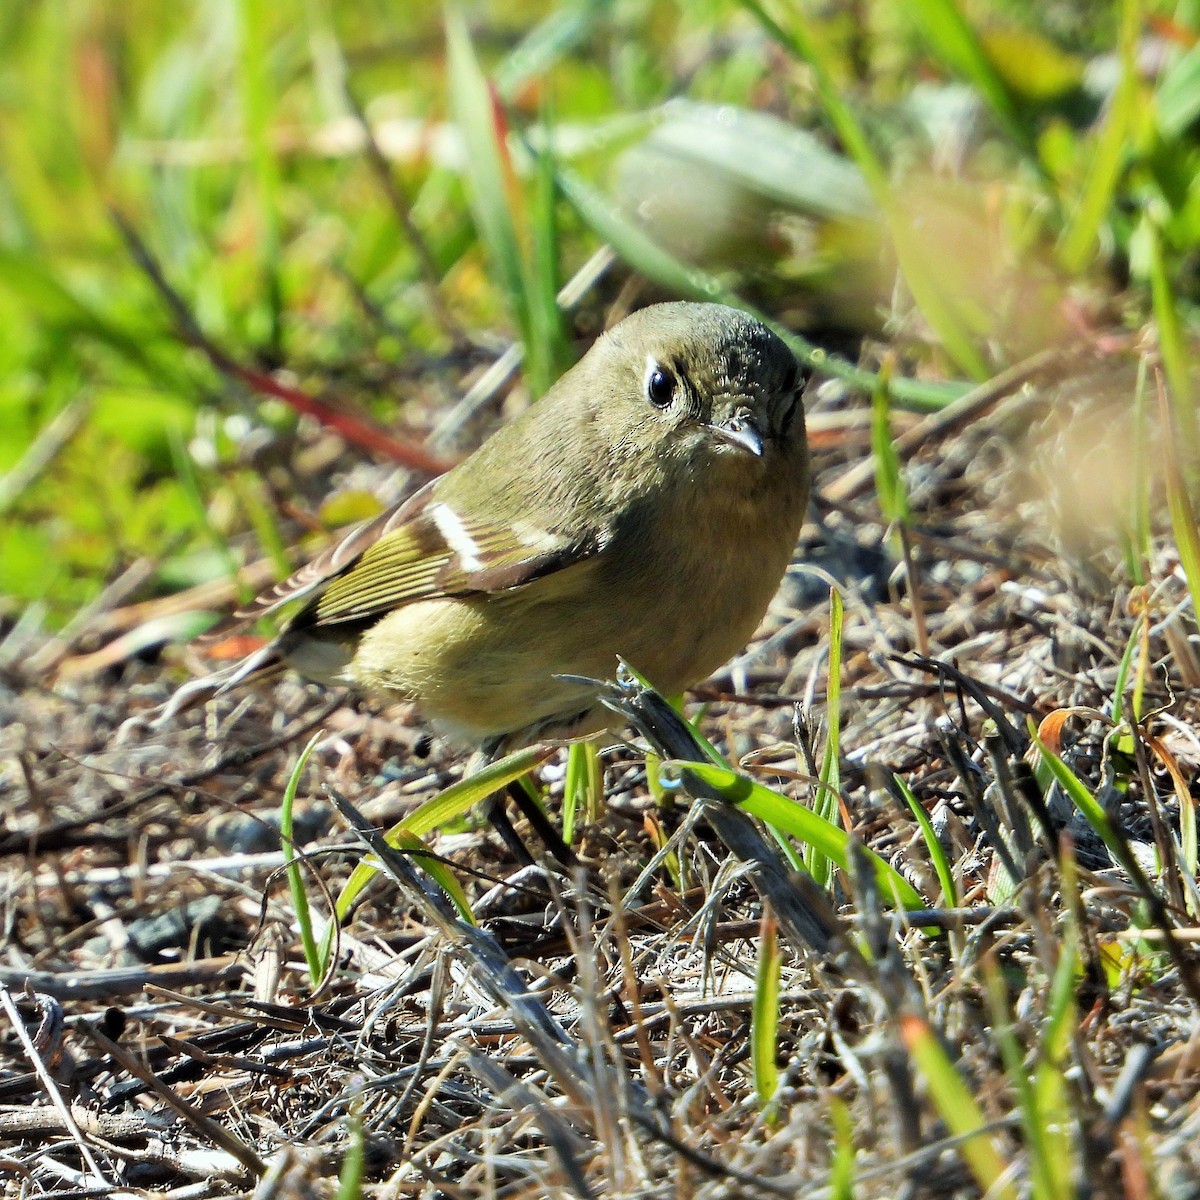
344 527 793 746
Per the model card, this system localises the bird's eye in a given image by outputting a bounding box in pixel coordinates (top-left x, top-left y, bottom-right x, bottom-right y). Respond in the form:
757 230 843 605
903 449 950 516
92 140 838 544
645 361 676 409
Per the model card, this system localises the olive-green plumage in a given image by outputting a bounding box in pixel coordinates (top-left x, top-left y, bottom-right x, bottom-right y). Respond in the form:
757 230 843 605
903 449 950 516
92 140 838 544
216 302 810 751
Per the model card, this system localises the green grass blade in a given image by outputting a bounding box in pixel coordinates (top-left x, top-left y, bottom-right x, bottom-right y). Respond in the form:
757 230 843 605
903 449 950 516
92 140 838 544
563 739 602 844
751 907 782 1114
329 745 546 927
555 163 728 303
807 588 844 885
893 772 957 906
446 3 530 344
522 102 569 398
388 828 476 924
983 959 1058 1200
829 1098 856 1199
736 0 990 379
906 0 1038 161
1157 372 1200 615
556 165 967 410
640 100 874 222
281 733 323 988
1032 733 1125 864
493 0 607 101
734 0 886 193
1058 0 1139 273
900 1015 1019 1200
335 1107 365 1200
1109 609 1142 729
1144 214 1198 466
1185 810 1199 905
1123 354 1152 585
673 760 925 911
1155 39 1200 140
237 0 285 359
1030 857 1079 1198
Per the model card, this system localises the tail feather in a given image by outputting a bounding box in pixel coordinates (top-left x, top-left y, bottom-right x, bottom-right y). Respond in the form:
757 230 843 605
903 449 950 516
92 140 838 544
153 641 285 728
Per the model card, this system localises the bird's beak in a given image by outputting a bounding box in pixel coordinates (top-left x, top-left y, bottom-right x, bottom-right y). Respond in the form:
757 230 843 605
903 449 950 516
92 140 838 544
708 409 765 457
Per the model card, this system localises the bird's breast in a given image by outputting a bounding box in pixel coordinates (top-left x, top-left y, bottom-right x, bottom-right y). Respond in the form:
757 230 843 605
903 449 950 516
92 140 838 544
592 457 806 689
346 447 807 745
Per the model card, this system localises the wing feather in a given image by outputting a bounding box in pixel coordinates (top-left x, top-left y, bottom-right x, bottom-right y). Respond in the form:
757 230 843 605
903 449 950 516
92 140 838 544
227 478 607 633
231 479 439 625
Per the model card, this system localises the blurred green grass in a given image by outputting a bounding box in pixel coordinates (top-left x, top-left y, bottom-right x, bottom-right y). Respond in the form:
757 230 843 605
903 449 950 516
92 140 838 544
1 0 1198 627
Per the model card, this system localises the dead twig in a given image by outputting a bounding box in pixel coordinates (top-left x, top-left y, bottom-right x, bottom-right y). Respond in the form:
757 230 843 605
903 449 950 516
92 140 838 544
81 1022 266 1178
0 989 112 1186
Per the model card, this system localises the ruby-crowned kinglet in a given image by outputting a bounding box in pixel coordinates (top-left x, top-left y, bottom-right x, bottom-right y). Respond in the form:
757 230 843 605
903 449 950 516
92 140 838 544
181 302 809 755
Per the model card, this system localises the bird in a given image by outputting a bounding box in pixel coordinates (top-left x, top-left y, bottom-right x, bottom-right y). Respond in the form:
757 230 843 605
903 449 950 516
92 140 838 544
167 303 809 853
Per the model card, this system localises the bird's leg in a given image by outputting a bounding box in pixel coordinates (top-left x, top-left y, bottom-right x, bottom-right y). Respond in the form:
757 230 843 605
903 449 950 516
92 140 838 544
478 739 577 868
502 779 577 867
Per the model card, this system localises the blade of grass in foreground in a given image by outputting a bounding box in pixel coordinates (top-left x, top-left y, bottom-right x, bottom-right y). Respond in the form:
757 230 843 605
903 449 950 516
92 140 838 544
1057 0 1139 274
900 1014 1019 1200
829 1098 856 1199
448 7 568 398
334 1107 365 1200
752 907 782 1116
984 951 1073 1200
906 0 1038 162
237 0 285 360
1157 371 1200 616
326 744 549 947
493 0 607 101
807 587 843 887
639 100 874 221
1146 216 1198 466
1032 905 1078 1199
998 844 1079 1199
523 100 570 397
1156 38 1200 139
281 734 323 988
669 760 925 911
562 739 602 844
1031 730 1124 863
1123 356 1152 586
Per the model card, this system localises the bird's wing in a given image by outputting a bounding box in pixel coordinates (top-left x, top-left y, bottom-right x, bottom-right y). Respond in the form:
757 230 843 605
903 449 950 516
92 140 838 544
232 479 605 631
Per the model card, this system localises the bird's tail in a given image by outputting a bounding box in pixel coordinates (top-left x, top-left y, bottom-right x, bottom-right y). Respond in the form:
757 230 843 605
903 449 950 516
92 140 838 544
152 640 286 728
